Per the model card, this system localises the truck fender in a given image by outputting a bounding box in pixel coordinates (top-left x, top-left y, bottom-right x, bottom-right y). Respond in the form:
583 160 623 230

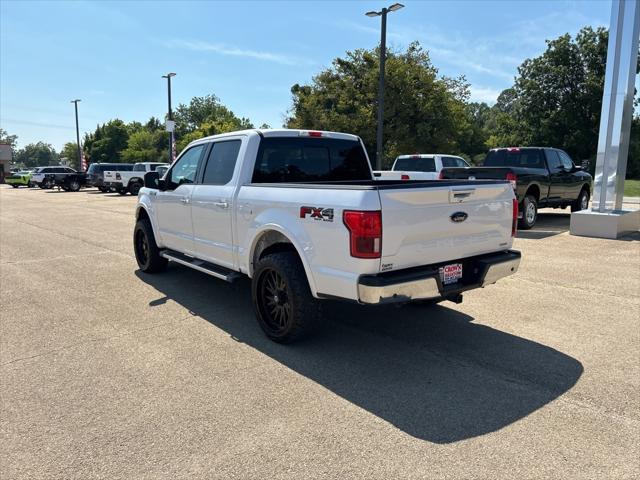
135 201 164 249
247 223 319 298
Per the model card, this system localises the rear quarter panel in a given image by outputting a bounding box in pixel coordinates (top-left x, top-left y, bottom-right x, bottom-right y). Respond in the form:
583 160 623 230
236 185 381 301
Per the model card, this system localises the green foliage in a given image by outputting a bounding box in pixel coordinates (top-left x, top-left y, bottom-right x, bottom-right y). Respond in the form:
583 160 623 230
61 142 80 169
84 119 129 163
486 26 639 178
174 95 253 137
122 129 169 163
172 95 253 154
0 128 18 154
14 142 58 168
286 42 473 167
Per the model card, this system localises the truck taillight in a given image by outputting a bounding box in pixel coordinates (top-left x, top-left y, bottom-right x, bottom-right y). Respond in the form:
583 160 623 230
116 172 121 180
343 210 382 259
401 174 410 180
512 199 518 237
506 172 517 189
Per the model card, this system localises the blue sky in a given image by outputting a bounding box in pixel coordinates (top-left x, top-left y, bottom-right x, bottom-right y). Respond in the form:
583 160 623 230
1 0 611 150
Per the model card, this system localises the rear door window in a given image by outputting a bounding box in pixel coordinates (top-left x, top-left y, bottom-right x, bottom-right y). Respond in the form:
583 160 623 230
252 137 371 183
202 140 241 185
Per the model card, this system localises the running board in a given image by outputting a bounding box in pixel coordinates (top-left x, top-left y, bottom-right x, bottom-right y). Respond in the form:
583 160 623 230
161 250 241 283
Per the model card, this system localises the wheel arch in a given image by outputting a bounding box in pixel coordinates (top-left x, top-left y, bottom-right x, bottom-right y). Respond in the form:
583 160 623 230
525 183 541 202
248 227 318 297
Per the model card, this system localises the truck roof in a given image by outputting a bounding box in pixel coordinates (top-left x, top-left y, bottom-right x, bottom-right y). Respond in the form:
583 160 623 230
395 154 461 159
193 128 361 144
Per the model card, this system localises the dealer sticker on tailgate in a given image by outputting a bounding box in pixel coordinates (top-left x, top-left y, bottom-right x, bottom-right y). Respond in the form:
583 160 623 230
439 263 463 285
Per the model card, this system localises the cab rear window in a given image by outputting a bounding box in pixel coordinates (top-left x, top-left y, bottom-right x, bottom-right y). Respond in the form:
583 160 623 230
252 137 371 183
393 157 435 172
484 149 544 168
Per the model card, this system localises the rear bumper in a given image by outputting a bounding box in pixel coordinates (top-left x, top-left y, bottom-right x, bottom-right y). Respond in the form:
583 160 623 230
357 250 521 304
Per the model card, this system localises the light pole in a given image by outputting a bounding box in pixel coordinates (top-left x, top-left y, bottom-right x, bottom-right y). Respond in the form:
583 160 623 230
366 3 404 170
70 99 82 171
162 72 176 162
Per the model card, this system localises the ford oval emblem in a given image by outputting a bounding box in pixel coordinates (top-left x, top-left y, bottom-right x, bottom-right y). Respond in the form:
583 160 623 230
450 211 468 223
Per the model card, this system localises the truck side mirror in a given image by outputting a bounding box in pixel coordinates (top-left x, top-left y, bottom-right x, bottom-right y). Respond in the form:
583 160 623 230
144 171 161 190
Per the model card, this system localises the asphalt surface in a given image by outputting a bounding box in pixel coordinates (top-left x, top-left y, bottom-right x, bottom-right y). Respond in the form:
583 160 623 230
1 185 639 479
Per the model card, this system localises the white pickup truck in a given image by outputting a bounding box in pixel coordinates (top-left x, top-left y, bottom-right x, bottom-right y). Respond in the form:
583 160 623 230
374 154 470 181
104 162 168 195
134 129 520 343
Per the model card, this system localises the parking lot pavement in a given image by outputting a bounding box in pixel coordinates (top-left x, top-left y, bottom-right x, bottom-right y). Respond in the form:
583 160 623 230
1 186 638 479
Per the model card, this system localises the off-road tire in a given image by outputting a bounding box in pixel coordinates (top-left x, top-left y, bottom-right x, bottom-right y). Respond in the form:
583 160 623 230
252 251 322 343
133 218 167 273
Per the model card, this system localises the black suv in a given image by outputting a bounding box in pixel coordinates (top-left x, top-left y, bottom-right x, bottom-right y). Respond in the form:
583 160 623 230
86 163 134 192
440 147 593 229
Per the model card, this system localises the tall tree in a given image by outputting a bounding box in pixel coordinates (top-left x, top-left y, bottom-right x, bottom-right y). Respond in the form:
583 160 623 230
60 142 80 169
14 142 58 168
286 42 472 166
173 95 253 137
84 119 129 163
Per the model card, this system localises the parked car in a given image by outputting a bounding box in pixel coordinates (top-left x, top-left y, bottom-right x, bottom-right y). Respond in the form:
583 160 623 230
5 170 33 188
31 166 77 189
133 129 521 343
440 147 593 229
374 154 470 180
86 163 134 192
104 162 168 195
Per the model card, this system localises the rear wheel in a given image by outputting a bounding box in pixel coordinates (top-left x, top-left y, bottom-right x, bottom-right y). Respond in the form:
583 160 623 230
133 218 167 273
572 189 590 212
252 252 321 343
98 186 108 193
518 195 537 230
42 178 52 189
118 188 128 195
11 184 18 188
129 182 142 196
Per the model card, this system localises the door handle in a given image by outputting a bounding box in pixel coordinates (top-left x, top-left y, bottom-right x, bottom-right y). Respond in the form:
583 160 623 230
214 201 229 209
180 197 190 204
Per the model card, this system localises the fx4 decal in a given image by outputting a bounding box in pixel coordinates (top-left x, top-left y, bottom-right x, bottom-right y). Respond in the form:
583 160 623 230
300 206 334 222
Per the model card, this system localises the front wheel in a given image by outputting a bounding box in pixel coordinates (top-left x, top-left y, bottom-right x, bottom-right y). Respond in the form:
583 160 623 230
68 180 81 192
42 178 53 189
252 252 321 343
11 184 18 188
518 195 538 230
117 188 128 195
572 189 590 212
133 218 167 273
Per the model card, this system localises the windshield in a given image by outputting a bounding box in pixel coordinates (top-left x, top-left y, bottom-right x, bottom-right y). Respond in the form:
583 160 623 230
33 167 44 173
392 157 436 172
484 149 544 168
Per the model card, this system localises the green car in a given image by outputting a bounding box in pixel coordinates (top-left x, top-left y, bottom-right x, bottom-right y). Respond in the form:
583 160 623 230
5 170 34 188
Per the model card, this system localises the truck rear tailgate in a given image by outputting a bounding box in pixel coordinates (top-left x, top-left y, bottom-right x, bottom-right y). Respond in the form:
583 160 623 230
378 181 515 271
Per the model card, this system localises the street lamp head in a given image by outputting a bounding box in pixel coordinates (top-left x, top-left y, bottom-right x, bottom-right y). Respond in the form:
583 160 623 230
388 3 404 12
365 10 381 17
162 72 177 78
71 99 81 103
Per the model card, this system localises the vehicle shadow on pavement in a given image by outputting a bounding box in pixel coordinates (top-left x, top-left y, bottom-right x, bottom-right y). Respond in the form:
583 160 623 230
136 266 583 444
517 212 570 240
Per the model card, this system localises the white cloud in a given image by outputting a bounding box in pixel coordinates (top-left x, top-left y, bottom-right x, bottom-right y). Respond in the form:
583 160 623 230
167 39 312 66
